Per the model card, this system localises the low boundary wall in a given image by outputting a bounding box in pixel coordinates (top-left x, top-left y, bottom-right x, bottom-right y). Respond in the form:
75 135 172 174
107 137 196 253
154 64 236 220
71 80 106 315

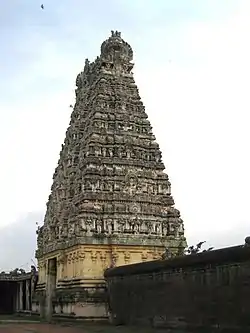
105 245 250 330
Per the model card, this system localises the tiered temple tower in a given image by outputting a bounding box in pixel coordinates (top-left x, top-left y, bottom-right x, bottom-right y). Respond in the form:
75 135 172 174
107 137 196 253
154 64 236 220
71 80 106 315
34 31 186 319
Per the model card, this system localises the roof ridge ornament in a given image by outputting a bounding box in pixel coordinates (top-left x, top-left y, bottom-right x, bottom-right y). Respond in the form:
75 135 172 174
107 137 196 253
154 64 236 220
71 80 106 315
111 30 121 38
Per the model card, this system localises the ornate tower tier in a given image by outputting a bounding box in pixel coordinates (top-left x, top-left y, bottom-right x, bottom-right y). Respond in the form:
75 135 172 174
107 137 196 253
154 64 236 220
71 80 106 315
34 31 186 319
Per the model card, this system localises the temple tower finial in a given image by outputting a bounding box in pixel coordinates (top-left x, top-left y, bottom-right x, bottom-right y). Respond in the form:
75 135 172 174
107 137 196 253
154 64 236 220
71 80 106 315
111 30 121 38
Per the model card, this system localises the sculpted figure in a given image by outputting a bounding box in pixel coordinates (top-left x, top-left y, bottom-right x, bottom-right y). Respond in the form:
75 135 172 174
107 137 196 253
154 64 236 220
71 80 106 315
173 224 178 237
74 222 81 236
61 224 68 238
117 220 125 233
81 219 87 231
86 220 92 236
155 223 161 234
84 58 90 73
162 223 168 236
128 221 134 232
146 222 153 234
68 224 75 238
178 223 184 234
106 220 113 234
96 220 102 233
245 237 250 246
134 222 139 234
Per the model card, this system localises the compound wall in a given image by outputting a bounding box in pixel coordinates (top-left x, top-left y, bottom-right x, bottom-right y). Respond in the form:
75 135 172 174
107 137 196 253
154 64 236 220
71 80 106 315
105 245 250 331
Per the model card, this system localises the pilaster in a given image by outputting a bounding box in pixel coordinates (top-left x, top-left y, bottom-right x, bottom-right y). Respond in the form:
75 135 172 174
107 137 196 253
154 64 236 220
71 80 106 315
19 281 23 311
15 283 19 312
25 280 31 310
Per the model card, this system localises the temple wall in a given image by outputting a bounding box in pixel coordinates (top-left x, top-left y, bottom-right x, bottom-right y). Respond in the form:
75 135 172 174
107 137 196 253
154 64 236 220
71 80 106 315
105 245 250 331
37 244 164 284
35 244 164 319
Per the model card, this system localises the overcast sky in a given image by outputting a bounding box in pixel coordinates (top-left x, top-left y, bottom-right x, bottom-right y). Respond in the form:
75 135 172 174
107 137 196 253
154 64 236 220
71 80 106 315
0 0 250 271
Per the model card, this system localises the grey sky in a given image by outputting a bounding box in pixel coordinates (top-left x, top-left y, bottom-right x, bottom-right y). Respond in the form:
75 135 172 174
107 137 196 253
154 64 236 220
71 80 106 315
0 0 249 271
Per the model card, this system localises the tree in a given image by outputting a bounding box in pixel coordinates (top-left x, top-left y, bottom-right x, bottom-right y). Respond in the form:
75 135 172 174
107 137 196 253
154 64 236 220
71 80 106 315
185 241 214 255
161 241 214 260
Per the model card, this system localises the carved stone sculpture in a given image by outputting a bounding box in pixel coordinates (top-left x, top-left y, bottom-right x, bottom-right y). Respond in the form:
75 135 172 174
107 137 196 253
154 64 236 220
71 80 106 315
36 30 186 260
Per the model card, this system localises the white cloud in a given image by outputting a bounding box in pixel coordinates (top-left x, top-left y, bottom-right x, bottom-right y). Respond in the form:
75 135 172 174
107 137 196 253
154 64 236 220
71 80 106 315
0 212 42 271
1 1 250 269
135 2 250 244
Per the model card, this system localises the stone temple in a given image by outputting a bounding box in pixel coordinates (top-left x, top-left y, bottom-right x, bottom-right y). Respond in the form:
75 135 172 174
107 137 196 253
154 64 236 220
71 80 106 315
34 31 187 319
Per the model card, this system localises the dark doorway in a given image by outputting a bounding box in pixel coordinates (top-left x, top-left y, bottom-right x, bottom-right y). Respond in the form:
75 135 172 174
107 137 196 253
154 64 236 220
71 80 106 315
0 281 17 314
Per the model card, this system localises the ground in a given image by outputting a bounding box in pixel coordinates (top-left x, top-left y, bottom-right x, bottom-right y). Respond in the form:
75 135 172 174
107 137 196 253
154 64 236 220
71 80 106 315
0 321 166 333
0 315 186 332
0 323 78 333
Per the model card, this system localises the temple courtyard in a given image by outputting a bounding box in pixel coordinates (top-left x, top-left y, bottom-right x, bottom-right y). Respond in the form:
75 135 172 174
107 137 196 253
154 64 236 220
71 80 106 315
0 320 165 333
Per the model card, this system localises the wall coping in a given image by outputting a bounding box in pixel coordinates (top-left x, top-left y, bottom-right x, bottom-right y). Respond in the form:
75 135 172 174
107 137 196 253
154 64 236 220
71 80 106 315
104 245 250 277
0 272 32 282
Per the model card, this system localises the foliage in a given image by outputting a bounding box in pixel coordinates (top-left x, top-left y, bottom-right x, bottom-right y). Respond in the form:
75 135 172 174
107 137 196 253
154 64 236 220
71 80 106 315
185 241 214 255
161 241 214 260
9 268 26 275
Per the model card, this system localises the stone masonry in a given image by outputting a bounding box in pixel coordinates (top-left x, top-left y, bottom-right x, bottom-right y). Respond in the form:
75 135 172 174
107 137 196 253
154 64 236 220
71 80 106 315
34 31 186 319
105 243 250 330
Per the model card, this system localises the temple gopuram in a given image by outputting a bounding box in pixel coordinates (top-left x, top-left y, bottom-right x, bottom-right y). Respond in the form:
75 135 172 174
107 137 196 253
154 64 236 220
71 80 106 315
34 31 186 320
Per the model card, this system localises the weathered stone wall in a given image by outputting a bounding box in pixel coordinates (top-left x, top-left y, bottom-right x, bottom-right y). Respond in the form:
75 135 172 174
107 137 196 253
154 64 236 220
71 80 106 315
105 245 250 330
